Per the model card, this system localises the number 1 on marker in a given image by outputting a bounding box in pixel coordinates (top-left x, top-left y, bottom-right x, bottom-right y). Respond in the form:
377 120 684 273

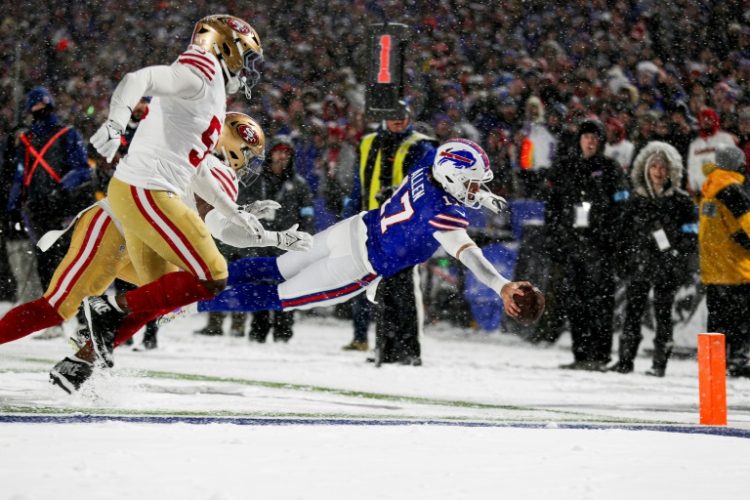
377 35 392 84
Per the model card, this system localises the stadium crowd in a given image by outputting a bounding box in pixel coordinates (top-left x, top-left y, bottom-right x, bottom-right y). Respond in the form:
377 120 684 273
1 0 750 375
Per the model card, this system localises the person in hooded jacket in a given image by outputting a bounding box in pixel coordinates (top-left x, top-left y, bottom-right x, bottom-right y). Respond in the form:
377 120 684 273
609 141 697 376
545 118 630 370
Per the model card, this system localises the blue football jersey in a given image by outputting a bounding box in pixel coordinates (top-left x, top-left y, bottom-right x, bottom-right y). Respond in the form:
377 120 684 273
363 157 470 278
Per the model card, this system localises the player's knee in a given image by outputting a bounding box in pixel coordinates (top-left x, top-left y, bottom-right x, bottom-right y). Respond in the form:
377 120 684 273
202 278 227 296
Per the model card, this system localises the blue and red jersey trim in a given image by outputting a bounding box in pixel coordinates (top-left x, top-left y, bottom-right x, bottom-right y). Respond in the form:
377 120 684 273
428 213 469 231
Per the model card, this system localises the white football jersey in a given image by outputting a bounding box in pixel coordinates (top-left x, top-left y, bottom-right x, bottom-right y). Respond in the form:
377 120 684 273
115 45 227 196
183 155 240 212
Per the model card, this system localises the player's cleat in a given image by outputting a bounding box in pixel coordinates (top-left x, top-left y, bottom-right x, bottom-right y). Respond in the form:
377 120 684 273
341 340 369 352
84 296 126 368
49 356 94 394
68 325 91 351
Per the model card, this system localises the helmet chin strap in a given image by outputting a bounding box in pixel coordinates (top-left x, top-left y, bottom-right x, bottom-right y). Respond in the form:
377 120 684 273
211 42 242 95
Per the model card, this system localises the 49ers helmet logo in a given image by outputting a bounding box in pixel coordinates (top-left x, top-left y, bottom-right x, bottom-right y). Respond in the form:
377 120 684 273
226 18 251 35
237 123 259 145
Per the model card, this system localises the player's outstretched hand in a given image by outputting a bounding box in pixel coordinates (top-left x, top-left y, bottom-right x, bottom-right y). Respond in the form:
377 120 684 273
475 191 508 214
276 224 313 252
501 281 545 325
90 120 123 163
243 200 281 220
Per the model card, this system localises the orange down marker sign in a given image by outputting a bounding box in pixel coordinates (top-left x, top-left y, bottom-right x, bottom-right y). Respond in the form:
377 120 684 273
697 333 727 426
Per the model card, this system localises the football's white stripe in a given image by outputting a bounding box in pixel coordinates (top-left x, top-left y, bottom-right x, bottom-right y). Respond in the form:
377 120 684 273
135 187 207 280
48 210 109 307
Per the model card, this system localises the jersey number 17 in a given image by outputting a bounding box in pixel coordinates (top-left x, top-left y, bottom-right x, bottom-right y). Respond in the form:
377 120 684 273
380 191 414 234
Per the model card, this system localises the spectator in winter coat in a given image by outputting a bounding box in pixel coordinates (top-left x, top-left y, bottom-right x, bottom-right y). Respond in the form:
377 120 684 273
320 124 356 219
603 116 634 172
609 141 697 377
246 135 315 342
518 96 557 199
8 87 93 339
545 118 630 370
699 144 750 378
687 107 737 193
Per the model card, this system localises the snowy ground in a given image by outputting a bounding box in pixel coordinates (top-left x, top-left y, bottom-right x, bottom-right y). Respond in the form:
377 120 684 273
2 303 750 499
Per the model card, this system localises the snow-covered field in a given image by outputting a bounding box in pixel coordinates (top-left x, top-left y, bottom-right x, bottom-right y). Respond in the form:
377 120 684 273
2 304 749 500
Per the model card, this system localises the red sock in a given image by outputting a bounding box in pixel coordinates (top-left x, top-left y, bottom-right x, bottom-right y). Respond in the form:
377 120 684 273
124 271 214 314
0 298 64 344
113 308 171 348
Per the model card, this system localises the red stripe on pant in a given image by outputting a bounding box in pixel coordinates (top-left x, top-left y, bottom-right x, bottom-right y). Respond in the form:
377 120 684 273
47 211 111 309
281 275 377 308
130 186 212 280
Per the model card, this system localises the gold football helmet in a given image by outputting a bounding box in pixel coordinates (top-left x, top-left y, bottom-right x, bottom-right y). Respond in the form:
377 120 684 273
191 15 263 99
216 112 266 186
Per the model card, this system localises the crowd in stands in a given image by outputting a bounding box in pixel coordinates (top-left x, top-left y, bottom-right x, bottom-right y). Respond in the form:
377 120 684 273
1 1 750 372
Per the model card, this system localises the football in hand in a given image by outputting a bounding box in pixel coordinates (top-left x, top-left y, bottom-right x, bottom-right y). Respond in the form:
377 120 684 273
512 283 545 326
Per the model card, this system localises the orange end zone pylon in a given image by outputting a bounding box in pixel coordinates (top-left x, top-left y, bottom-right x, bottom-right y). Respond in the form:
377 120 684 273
697 333 727 426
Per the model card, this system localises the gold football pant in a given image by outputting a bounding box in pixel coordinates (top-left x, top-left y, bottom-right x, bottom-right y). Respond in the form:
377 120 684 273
107 177 227 285
43 205 140 319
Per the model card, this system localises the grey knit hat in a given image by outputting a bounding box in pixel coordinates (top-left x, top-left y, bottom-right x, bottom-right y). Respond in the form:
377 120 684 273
715 145 747 173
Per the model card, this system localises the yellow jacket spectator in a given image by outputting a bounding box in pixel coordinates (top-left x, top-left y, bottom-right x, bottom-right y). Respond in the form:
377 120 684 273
699 148 750 284
698 144 750 377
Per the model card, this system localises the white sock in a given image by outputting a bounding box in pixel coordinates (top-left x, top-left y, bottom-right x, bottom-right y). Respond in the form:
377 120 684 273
106 295 124 313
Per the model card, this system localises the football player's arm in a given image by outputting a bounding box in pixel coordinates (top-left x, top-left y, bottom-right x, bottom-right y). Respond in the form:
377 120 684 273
195 165 312 251
107 64 204 129
204 206 312 251
92 64 205 162
432 229 520 317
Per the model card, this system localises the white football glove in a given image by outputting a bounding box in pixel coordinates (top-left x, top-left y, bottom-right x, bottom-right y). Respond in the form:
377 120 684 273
475 191 508 214
265 224 313 252
90 120 124 163
242 200 281 220
231 210 265 238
